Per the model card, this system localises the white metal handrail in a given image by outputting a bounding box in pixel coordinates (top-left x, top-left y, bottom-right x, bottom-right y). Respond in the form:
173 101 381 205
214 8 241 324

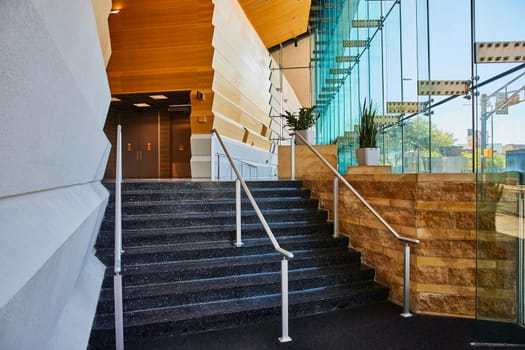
211 129 293 342
114 125 125 349
290 131 420 317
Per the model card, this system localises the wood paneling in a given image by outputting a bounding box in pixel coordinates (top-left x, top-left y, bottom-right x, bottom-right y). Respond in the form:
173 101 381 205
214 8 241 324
103 111 118 178
91 0 112 66
107 0 215 95
239 0 311 48
159 111 171 178
190 90 215 134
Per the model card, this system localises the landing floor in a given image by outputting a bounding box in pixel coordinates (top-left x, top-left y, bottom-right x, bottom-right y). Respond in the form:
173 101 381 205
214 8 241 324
122 302 525 350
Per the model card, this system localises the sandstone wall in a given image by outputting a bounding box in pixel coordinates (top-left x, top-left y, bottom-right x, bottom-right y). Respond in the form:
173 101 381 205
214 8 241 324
302 173 520 319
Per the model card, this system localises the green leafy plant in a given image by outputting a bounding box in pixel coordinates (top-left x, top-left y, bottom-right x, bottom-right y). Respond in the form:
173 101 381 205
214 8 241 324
358 99 378 148
282 106 318 131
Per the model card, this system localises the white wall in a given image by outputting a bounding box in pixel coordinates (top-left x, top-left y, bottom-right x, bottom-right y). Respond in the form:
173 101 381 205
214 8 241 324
211 134 277 180
0 0 110 349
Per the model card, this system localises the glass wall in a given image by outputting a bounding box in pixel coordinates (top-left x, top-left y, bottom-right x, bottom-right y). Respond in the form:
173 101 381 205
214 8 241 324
311 0 525 336
312 0 523 175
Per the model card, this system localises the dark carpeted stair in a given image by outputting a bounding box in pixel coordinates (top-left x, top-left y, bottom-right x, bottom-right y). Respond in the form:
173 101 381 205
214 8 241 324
88 181 388 348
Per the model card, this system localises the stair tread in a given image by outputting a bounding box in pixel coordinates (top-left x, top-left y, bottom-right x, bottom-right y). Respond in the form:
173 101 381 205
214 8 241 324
99 221 332 237
107 196 315 208
93 281 387 329
115 246 357 272
98 234 344 255
90 180 388 345
99 263 373 301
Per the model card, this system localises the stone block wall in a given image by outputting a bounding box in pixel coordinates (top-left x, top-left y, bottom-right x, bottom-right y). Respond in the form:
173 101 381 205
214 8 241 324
303 173 480 318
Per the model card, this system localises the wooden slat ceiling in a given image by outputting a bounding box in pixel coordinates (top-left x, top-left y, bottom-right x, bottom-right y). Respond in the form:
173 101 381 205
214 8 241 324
107 0 214 95
239 0 311 49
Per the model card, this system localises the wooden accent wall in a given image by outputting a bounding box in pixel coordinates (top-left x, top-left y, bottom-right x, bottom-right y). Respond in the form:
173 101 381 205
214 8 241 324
103 111 118 178
107 0 304 154
91 0 112 66
239 0 311 49
211 0 274 151
159 112 171 178
107 1 215 94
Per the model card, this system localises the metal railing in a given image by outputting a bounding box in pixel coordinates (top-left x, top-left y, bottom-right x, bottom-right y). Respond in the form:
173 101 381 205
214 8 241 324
211 129 293 342
114 125 125 349
290 132 420 317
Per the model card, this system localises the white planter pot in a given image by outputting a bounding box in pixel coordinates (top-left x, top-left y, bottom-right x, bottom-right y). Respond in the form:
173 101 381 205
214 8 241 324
295 129 315 145
355 147 380 166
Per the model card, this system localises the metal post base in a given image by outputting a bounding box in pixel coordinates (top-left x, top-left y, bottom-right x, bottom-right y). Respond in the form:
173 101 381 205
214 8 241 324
400 312 413 318
278 336 292 343
234 242 244 247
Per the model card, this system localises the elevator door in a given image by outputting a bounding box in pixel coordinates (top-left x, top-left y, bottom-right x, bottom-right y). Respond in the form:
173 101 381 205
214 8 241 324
122 112 158 178
170 111 192 178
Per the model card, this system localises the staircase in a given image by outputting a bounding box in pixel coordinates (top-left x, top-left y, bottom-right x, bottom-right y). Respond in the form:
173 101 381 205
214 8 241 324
88 181 388 348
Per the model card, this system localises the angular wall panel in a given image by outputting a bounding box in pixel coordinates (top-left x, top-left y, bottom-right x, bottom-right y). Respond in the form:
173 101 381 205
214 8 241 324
0 0 111 348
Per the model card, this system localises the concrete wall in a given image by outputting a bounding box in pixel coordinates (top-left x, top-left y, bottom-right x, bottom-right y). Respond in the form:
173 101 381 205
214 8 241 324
0 0 110 348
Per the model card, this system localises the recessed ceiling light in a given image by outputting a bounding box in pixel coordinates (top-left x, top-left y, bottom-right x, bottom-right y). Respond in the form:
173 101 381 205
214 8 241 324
111 97 121 102
149 95 168 100
110 9 120 14
133 103 150 107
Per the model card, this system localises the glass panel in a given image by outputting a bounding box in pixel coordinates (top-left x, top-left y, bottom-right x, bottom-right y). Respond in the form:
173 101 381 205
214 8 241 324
474 0 525 345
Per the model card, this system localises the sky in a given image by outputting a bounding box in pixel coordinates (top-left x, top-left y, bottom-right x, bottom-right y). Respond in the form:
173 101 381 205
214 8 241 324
418 0 525 146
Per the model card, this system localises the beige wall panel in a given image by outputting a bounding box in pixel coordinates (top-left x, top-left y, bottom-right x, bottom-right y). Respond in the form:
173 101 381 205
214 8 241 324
213 72 270 124
212 115 245 143
212 94 270 141
213 114 271 149
211 41 270 112
91 0 112 66
211 0 275 154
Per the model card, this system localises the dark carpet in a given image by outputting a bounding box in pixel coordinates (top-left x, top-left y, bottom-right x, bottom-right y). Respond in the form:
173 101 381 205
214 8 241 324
124 302 525 350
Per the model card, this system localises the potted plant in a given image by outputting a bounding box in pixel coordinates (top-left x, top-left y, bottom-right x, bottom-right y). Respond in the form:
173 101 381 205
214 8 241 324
282 106 318 144
356 99 380 165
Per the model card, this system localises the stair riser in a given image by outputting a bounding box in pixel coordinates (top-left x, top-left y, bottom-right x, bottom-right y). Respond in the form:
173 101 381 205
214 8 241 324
90 288 388 347
95 223 334 248
96 269 375 315
97 238 348 265
105 199 319 216
100 211 328 231
101 254 359 288
118 189 311 203
89 180 388 348
104 181 303 192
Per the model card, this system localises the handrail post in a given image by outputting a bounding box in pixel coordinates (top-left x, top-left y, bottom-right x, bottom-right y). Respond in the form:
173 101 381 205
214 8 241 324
278 257 292 343
235 179 243 247
290 134 295 180
401 243 412 317
114 124 125 350
333 177 339 238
